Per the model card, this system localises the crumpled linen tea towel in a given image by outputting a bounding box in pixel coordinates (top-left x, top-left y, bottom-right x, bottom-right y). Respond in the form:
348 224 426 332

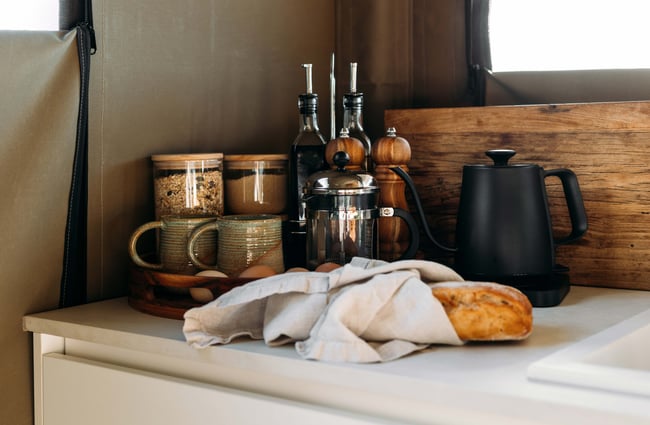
183 257 465 363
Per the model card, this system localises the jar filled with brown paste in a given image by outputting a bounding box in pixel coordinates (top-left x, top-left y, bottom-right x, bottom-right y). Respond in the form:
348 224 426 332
223 154 288 214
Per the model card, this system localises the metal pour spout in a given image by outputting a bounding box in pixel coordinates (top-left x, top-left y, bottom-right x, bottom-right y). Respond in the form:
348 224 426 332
349 62 358 93
302 63 313 94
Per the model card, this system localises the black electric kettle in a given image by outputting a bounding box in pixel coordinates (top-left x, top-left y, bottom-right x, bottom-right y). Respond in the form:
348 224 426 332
393 149 588 288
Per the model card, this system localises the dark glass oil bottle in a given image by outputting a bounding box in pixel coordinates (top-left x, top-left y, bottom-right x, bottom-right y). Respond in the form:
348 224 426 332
342 62 372 171
286 64 327 268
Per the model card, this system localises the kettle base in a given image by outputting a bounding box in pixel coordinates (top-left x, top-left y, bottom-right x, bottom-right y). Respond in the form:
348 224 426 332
517 273 570 308
461 271 570 307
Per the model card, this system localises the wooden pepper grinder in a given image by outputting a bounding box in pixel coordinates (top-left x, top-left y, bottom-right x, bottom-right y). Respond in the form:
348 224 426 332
325 127 365 171
372 127 414 261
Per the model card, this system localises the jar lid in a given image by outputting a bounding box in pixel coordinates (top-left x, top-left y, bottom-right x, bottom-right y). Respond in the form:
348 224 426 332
151 153 223 162
304 152 377 195
224 154 288 162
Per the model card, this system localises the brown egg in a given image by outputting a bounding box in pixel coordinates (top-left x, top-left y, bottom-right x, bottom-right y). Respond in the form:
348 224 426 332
195 270 229 278
238 264 277 279
189 287 215 304
285 267 309 273
315 262 342 273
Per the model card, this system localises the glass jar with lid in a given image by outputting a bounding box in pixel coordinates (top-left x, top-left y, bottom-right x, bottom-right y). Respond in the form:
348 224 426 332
152 153 224 219
223 154 288 214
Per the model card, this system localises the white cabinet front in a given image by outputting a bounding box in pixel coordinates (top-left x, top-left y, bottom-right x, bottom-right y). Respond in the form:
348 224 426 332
42 353 390 425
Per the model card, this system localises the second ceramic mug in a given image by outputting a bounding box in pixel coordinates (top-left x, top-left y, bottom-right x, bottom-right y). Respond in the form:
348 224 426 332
129 215 217 274
187 214 284 277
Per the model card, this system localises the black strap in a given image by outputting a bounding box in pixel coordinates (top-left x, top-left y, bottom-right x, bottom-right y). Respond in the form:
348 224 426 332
83 0 97 54
59 0 95 308
465 0 490 106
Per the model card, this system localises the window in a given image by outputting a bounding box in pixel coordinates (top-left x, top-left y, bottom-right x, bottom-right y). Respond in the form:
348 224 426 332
0 0 59 30
489 0 650 72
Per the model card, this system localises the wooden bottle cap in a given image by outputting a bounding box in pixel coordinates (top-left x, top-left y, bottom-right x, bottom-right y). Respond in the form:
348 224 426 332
371 127 411 166
325 128 366 170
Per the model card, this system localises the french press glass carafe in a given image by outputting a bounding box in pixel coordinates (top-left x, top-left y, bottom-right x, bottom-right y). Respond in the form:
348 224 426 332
303 151 418 270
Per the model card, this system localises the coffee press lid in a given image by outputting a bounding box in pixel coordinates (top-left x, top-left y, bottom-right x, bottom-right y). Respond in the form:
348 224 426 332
304 151 378 195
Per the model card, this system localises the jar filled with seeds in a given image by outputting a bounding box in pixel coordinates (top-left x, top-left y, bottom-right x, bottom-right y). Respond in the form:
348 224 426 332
152 153 224 219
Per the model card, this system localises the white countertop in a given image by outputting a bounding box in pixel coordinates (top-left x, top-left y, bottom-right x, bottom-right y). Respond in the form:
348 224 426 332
24 285 650 425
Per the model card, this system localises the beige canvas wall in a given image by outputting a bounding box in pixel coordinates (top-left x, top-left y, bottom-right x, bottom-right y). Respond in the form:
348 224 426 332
0 31 80 425
87 0 336 299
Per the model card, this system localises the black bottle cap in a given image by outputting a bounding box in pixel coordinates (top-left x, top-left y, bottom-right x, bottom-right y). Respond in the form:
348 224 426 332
299 93 319 113
343 92 363 109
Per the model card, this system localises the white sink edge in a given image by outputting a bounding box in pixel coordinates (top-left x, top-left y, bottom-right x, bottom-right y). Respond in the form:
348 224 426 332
528 360 650 397
527 308 650 398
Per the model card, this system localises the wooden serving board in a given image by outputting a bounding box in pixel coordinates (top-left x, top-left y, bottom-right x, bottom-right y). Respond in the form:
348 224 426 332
385 101 650 290
128 267 253 319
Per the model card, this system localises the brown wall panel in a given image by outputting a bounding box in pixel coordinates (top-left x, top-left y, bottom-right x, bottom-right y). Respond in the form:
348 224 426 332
386 102 650 291
336 0 471 142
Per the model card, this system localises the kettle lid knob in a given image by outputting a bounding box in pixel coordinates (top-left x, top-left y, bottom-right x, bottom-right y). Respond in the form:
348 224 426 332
486 149 516 166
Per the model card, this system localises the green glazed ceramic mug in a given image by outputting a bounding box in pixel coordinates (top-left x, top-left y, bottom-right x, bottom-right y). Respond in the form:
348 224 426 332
129 215 217 274
187 214 283 277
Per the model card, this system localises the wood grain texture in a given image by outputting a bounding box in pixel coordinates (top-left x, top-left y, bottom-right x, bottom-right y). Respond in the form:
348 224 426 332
373 131 414 260
385 101 650 290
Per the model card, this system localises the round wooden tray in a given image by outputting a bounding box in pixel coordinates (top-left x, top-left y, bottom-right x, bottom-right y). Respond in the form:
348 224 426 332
128 267 253 320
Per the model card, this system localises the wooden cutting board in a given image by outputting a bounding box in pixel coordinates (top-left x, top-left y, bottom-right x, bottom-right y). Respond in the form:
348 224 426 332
385 101 650 290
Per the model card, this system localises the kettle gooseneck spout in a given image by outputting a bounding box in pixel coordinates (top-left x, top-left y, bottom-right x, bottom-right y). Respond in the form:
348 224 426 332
390 166 456 253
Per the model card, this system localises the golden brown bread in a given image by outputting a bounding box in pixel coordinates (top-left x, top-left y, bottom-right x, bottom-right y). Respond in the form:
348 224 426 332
431 281 533 341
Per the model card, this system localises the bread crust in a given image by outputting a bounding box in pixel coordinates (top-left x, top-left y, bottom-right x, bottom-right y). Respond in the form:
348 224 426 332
431 281 533 341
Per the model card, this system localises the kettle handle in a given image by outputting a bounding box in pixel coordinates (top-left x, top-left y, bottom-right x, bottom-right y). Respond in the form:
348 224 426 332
379 207 420 260
544 168 588 245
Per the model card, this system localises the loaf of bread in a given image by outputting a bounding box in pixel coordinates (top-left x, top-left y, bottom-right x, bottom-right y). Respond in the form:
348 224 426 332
430 281 533 341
